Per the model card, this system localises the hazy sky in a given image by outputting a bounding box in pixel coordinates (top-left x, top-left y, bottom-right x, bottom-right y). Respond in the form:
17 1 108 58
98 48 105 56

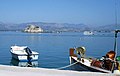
0 0 120 26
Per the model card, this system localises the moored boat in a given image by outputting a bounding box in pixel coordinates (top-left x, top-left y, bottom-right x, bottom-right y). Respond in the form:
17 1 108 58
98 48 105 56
83 31 94 35
10 45 39 61
69 30 120 74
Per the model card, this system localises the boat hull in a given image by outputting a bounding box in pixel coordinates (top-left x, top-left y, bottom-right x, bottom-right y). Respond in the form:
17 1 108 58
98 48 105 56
11 52 39 62
11 58 38 67
70 57 89 71
70 56 111 73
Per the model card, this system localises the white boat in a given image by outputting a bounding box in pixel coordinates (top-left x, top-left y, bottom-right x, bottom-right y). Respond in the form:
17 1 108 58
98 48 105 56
10 45 39 61
69 30 120 74
83 31 94 35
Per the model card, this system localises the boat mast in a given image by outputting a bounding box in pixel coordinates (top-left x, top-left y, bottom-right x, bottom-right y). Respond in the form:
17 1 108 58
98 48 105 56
112 30 120 73
114 0 119 60
114 30 119 57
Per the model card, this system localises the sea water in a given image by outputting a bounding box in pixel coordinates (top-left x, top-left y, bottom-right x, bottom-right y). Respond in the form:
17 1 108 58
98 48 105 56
0 31 120 70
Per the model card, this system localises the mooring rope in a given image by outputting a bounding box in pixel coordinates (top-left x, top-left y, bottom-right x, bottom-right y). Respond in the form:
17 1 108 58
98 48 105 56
57 61 79 70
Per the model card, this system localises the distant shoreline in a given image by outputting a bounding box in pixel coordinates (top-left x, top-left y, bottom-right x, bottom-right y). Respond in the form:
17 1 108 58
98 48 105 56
0 30 114 33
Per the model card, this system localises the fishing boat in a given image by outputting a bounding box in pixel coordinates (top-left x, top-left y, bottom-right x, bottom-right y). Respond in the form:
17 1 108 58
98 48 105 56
10 45 39 61
69 30 120 74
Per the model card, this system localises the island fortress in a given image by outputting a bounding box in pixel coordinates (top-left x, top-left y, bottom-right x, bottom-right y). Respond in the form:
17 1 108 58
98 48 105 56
24 24 43 33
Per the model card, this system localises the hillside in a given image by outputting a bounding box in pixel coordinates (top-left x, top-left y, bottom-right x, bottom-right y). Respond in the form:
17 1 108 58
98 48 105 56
0 21 120 32
94 24 120 32
0 22 90 32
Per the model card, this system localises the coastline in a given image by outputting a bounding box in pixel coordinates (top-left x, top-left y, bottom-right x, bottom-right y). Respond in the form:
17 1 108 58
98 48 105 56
0 65 116 76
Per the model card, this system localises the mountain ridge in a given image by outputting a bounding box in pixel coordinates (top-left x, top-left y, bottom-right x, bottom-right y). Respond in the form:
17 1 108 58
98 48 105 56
0 21 120 32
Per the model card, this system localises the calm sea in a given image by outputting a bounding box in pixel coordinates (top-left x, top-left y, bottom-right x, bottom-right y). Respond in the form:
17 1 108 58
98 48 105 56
0 31 120 70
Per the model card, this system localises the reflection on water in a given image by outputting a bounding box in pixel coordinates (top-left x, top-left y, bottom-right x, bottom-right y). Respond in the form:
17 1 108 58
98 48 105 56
10 58 39 67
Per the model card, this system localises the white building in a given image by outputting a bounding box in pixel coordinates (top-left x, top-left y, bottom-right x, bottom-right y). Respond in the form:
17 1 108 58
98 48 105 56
24 24 43 33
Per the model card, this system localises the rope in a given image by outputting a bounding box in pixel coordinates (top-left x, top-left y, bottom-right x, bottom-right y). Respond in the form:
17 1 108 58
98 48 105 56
57 61 78 70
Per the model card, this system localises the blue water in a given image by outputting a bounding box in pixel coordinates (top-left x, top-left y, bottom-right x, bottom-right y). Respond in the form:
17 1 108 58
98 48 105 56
0 31 120 70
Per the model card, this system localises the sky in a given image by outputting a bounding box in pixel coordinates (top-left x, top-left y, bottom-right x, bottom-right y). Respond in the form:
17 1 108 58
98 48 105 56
0 0 120 26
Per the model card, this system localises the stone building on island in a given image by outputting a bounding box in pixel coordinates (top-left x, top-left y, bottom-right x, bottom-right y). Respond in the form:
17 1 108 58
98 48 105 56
24 24 43 33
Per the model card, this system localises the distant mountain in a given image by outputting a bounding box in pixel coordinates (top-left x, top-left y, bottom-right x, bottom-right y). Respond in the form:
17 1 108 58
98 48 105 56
0 22 90 32
0 21 120 32
94 24 120 31
16 22 90 32
0 22 9 31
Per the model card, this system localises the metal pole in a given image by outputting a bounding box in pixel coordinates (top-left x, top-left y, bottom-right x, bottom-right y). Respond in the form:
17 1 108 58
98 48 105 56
112 30 119 73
